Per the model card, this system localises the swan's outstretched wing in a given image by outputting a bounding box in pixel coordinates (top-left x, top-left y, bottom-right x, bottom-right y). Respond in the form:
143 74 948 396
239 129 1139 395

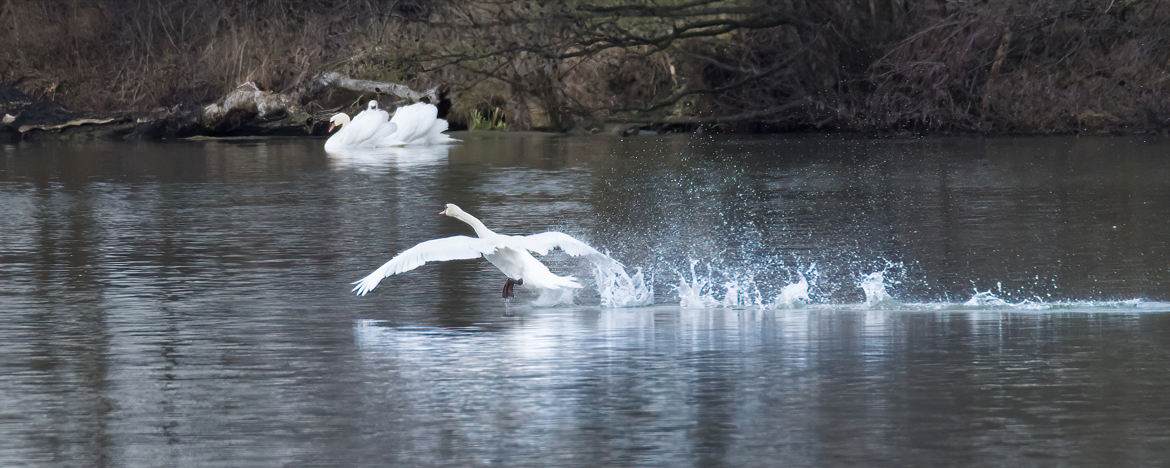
509 231 609 259
352 236 500 296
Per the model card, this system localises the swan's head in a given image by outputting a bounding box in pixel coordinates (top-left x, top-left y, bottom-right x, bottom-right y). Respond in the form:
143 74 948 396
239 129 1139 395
367 100 380 110
328 113 350 133
439 203 464 217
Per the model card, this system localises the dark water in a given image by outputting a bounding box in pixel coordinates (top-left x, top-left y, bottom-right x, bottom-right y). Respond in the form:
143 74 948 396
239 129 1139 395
2 134 1170 466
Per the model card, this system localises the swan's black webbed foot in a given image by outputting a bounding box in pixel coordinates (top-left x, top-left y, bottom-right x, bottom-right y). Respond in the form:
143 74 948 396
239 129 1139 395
502 278 524 299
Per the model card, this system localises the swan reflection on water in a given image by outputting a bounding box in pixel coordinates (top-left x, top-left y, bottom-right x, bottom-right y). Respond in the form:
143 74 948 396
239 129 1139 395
325 144 452 171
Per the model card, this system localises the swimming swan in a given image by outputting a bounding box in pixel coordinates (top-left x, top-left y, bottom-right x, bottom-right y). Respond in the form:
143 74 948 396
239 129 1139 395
352 204 608 298
325 101 454 150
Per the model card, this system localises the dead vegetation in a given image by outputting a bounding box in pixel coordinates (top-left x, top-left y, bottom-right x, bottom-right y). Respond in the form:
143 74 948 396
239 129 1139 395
2 0 1169 134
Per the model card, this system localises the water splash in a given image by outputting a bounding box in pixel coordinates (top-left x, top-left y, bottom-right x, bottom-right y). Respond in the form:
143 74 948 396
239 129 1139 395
671 258 815 309
676 259 717 309
773 276 811 309
673 259 763 308
581 251 1159 311
590 255 654 308
773 264 817 309
858 268 900 308
719 276 764 308
963 290 1011 308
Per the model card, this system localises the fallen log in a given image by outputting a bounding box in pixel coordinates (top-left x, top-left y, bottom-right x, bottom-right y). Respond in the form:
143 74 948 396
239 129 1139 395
200 82 315 135
202 82 298 123
316 72 437 103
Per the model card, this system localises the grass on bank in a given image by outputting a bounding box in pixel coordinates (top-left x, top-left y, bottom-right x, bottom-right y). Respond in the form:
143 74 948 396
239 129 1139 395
468 107 508 131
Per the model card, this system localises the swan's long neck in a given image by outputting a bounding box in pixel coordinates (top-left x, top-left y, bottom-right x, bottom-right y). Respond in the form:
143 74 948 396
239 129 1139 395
453 211 495 238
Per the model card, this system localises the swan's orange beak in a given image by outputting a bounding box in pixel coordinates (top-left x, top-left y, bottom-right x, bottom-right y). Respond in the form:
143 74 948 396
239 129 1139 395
439 208 447 215
328 123 336 132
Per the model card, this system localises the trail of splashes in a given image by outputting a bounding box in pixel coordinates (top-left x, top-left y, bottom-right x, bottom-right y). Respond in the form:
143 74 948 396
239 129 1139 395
671 259 901 309
673 259 762 306
600 252 1153 310
673 259 816 309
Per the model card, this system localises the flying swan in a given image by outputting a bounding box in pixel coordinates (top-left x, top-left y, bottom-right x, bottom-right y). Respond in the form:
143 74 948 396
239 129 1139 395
325 101 455 150
352 204 610 298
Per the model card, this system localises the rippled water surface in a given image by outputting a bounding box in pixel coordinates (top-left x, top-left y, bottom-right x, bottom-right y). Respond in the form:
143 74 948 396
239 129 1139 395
2 134 1170 466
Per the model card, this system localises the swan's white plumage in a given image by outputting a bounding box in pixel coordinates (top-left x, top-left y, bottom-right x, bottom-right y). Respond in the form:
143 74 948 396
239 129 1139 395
385 102 450 146
351 204 600 297
351 236 502 296
509 231 609 258
325 101 454 150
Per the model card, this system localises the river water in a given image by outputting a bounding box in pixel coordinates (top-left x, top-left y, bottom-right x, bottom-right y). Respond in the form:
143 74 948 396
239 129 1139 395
2 134 1169 466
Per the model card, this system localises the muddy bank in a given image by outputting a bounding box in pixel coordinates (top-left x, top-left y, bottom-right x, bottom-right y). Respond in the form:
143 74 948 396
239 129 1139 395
0 73 456 142
0 86 106 142
1 85 335 143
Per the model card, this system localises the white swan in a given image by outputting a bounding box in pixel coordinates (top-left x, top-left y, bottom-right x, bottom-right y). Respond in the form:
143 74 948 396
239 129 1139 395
325 101 454 150
352 204 609 298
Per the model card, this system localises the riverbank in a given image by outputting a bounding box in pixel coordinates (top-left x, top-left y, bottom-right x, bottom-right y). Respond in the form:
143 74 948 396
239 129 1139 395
3 1 1169 140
